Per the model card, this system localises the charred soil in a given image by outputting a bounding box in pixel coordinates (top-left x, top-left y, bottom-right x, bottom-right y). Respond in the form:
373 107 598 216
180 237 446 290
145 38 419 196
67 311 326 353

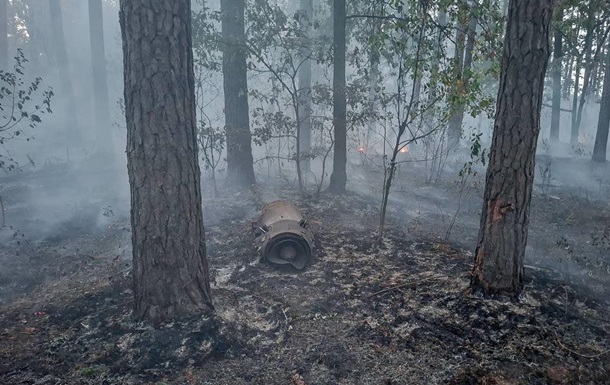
0 162 609 385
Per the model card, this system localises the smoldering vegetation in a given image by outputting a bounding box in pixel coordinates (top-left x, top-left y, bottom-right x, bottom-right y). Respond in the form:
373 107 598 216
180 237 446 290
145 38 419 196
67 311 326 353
1 0 610 384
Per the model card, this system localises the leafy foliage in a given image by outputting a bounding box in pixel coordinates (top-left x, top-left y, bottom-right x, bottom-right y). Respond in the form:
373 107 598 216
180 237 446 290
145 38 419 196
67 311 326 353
0 49 53 170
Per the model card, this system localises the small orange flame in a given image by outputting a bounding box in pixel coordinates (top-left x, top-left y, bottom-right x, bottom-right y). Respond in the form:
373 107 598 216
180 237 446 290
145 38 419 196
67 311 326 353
357 146 365 153
400 147 409 154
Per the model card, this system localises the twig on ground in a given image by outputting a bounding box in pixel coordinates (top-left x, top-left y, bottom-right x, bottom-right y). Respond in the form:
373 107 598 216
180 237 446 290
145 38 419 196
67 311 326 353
368 276 443 298
553 329 610 358
0 194 5 228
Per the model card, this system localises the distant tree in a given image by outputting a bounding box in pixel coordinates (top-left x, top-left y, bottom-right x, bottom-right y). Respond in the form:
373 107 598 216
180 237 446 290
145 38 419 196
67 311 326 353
88 0 113 156
298 0 313 177
120 0 213 323
1 0 6 70
550 6 563 142
569 4 609 145
328 0 347 194
446 3 467 149
592 41 610 162
471 0 554 296
221 0 256 187
48 0 79 144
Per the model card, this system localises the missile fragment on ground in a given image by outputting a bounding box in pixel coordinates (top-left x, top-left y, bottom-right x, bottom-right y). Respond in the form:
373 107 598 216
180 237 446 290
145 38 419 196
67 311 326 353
253 200 313 269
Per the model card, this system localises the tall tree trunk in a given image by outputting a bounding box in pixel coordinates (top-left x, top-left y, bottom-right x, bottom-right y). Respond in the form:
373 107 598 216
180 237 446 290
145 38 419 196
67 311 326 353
593 42 610 163
365 49 380 149
428 9 447 104
49 0 79 144
447 10 466 149
221 0 256 187
88 0 113 156
448 4 477 146
471 0 554 297
562 52 573 97
574 25 610 144
119 0 213 324
23 0 55 74
298 0 313 178
328 0 347 193
571 12 594 145
365 5 384 150
550 7 563 142
570 62 580 140
0 0 7 70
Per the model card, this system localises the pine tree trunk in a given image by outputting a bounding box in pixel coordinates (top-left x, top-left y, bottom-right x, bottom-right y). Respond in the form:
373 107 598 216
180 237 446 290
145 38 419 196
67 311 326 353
120 0 213 324
571 13 595 145
447 11 466 149
550 8 563 142
0 0 7 70
428 9 447 105
22 0 55 73
471 0 554 297
365 6 384 149
328 0 347 193
221 0 256 187
88 0 113 156
562 53 573 97
298 0 313 177
448 5 477 146
49 0 79 144
593 43 610 163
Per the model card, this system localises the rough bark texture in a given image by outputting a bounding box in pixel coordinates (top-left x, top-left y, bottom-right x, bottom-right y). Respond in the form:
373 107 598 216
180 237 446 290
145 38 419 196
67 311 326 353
119 0 213 324
471 0 554 296
593 43 610 163
49 0 79 143
88 0 113 156
298 0 313 177
550 8 562 142
328 0 347 194
221 0 255 187
0 0 7 70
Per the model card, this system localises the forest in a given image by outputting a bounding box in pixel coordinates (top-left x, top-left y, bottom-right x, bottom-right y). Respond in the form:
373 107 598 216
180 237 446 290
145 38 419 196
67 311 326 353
0 0 609 384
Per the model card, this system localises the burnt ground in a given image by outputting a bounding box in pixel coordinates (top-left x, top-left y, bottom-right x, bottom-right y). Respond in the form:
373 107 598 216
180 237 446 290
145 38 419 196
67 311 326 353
0 155 609 385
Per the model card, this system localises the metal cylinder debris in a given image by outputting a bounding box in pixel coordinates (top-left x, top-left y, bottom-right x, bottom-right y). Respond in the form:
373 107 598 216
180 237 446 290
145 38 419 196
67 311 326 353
253 200 313 269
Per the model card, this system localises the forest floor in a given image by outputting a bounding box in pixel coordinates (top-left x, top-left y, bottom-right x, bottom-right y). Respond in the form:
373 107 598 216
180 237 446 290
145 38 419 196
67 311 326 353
0 154 609 385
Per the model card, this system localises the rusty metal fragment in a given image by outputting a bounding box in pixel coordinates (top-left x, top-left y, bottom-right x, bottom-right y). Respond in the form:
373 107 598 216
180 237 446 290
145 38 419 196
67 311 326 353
253 200 313 269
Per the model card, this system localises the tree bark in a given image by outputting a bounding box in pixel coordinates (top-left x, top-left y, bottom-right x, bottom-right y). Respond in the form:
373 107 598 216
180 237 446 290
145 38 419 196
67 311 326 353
120 0 213 324
448 3 477 147
570 62 580 139
0 0 7 70
88 0 114 156
471 0 554 297
428 9 447 104
571 11 594 145
550 7 562 142
593 42 610 163
447 9 466 149
22 0 55 74
328 0 347 193
562 51 573 97
298 0 313 177
49 0 79 144
221 0 256 187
